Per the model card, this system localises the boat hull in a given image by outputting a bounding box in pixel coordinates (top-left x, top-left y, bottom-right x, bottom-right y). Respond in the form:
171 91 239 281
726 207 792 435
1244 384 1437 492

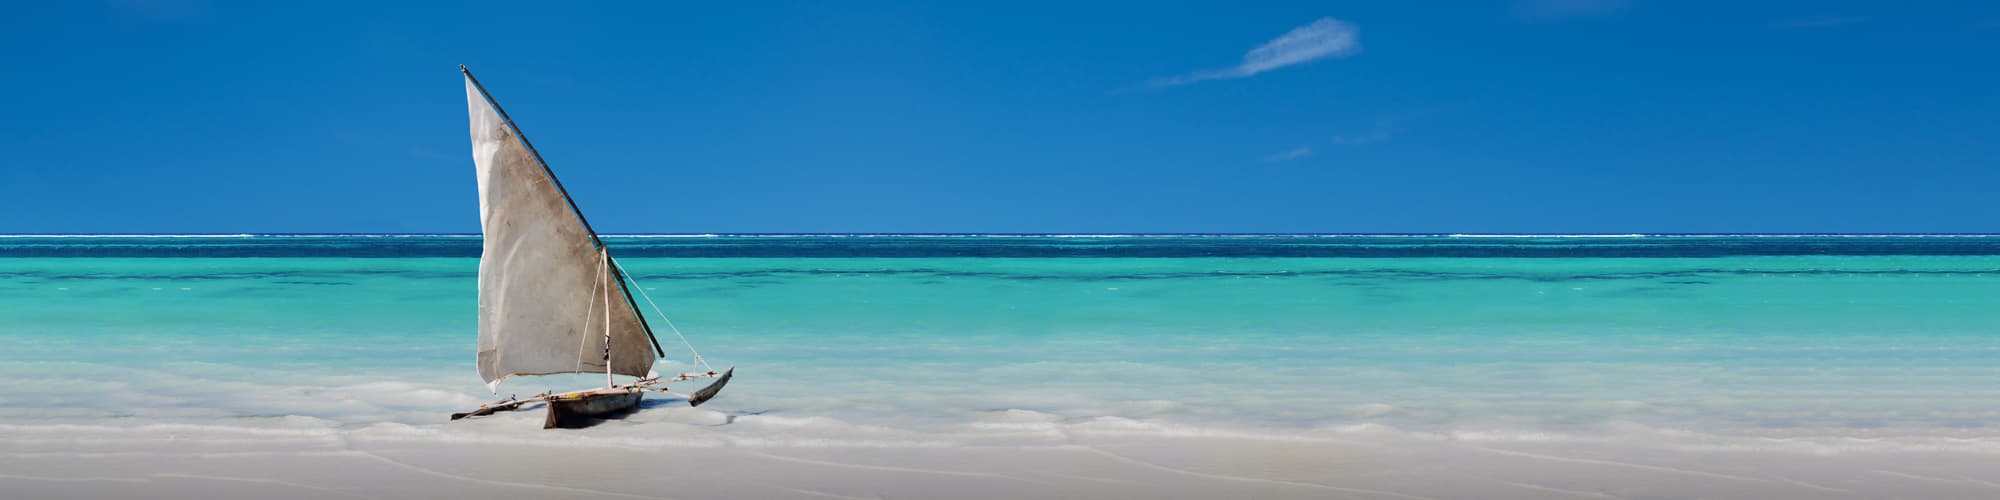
543 389 642 429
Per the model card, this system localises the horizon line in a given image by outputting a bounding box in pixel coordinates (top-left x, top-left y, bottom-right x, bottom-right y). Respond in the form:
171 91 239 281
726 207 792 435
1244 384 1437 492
6 232 2000 238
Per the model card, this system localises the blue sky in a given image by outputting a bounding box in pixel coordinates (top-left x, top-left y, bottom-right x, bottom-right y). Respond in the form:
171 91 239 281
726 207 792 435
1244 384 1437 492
4 1 1997 233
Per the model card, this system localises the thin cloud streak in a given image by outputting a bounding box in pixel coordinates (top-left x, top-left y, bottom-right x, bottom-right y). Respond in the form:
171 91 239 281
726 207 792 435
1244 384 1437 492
1263 146 1314 162
1513 0 1629 19
1774 16 1865 29
1326 103 1457 147
1150 17 1360 87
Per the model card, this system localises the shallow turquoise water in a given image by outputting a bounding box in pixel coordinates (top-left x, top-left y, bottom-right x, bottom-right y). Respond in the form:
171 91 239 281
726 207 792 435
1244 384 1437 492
3 235 1999 442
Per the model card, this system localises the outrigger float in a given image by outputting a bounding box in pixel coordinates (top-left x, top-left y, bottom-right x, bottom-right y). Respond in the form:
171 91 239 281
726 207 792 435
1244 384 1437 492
452 368 735 428
449 65 733 428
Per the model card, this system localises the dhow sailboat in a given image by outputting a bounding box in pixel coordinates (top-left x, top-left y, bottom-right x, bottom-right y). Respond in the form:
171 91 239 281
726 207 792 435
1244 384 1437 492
449 65 732 428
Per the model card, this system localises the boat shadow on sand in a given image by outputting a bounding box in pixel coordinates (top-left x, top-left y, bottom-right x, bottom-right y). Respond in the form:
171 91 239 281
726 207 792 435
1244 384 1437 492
549 397 771 429
545 396 686 429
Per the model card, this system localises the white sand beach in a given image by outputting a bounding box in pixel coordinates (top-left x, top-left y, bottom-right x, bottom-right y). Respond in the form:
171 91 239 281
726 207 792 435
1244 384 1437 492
8 412 2000 499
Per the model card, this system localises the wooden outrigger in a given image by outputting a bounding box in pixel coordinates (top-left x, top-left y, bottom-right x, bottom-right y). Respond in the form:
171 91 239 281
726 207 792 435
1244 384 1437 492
453 369 733 428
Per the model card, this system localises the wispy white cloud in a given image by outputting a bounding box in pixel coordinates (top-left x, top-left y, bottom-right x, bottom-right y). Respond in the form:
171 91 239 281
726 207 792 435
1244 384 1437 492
1263 146 1314 162
1773 16 1865 29
1264 104 1452 158
1151 18 1360 87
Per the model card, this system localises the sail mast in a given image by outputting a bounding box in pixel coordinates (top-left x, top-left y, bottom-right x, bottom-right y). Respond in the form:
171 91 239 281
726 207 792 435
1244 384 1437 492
461 65 667 359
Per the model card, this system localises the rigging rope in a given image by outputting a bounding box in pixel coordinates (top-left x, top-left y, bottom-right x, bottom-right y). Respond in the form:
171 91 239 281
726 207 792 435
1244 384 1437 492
612 261 714 373
574 247 608 376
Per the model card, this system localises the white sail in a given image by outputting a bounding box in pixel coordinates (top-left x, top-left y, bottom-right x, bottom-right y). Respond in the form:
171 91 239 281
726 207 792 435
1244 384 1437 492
465 74 657 391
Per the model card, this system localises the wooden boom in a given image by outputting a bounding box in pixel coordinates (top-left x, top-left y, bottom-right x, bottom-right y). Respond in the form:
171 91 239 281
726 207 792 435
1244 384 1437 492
449 369 730 422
